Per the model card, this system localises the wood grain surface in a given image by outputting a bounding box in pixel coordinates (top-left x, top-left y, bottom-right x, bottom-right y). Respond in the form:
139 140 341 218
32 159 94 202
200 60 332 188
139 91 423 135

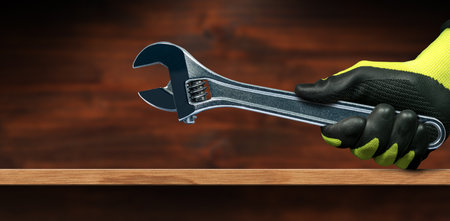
1 0 449 169
1 169 450 185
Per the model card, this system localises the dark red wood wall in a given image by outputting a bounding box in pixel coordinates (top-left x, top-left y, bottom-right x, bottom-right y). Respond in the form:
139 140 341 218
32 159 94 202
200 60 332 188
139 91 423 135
1 0 449 169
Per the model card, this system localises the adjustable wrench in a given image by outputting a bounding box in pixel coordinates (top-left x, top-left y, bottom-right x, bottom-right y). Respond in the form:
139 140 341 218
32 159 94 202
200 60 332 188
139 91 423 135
133 42 446 150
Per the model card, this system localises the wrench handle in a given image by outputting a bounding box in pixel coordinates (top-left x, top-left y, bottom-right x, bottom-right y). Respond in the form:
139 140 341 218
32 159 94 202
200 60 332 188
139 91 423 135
200 78 445 150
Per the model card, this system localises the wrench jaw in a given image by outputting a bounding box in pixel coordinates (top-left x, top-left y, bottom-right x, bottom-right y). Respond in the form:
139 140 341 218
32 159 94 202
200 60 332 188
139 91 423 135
133 42 214 124
138 87 176 112
133 42 185 69
133 41 241 124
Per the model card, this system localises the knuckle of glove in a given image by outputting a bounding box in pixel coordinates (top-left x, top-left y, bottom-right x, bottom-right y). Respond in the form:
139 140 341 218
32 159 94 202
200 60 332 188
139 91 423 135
319 104 432 169
344 105 427 169
321 117 366 148
350 104 395 161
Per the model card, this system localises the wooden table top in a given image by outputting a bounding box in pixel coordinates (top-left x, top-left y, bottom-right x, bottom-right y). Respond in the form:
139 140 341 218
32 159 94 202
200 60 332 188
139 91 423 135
1 169 449 185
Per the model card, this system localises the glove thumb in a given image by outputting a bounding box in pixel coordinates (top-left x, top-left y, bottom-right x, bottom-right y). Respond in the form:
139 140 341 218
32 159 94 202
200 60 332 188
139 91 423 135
295 72 359 103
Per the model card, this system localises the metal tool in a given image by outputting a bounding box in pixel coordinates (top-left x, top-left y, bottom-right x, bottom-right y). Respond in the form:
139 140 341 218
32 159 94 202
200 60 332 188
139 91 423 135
133 42 446 150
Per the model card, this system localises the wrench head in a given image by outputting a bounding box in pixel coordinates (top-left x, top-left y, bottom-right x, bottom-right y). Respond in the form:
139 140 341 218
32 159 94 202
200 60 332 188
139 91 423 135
133 42 197 122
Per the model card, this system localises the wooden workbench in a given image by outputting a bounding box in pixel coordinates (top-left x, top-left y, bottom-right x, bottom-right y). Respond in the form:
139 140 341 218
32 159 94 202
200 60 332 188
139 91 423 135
1 169 449 185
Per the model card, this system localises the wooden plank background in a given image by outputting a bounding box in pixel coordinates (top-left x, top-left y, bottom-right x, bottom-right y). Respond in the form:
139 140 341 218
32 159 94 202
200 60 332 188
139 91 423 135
0 0 449 169
0 1 449 220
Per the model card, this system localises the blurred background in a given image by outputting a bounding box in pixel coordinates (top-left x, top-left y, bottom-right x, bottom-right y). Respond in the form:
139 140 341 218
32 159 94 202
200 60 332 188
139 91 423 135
0 0 449 220
1 0 449 169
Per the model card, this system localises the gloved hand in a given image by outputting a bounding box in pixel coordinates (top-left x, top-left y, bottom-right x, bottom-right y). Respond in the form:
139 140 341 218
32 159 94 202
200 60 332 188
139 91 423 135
295 20 450 169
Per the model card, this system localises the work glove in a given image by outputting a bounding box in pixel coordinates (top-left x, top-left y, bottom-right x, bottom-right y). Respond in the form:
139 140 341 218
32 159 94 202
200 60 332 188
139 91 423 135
295 20 450 169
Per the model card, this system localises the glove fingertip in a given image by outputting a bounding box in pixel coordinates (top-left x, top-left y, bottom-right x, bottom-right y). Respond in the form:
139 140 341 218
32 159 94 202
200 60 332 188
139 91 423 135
321 131 342 147
394 150 415 169
295 79 337 103
295 83 317 99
